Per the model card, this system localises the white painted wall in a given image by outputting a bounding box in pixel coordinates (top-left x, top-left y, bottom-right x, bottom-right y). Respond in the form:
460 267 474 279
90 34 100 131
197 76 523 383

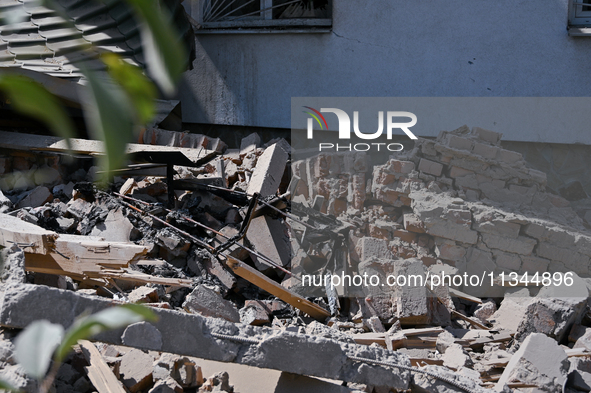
179 0 591 142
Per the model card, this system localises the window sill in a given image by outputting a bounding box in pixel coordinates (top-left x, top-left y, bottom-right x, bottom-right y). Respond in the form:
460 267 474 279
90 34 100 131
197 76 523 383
194 18 332 34
568 26 591 36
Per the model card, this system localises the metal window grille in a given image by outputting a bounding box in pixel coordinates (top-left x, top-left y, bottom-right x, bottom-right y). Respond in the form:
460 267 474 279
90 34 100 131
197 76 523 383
197 0 331 29
569 0 591 27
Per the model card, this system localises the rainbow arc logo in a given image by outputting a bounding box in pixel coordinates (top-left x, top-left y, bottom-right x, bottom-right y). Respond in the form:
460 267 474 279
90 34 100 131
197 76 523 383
302 106 328 130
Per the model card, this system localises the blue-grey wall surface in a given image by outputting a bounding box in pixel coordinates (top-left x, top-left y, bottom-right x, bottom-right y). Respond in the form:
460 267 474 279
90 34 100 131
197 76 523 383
179 0 591 142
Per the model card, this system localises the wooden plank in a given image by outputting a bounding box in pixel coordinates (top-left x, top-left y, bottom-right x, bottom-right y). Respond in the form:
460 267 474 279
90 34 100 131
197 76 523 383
401 327 444 336
450 310 489 330
469 332 513 350
0 130 215 164
54 235 147 267
410 358 445 367
225 256 330 321
448 288 483 304
24 255 193 288
101 271 193 288
0 213 56 254
78 340 127 393
565 347 591 357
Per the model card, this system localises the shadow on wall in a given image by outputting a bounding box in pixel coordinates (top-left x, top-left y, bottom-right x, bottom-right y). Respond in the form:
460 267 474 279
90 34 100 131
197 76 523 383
502 141 591 200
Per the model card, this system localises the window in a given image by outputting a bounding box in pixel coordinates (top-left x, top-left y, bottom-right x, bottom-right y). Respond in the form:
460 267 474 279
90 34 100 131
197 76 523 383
192 0 331 32
568 0 591 35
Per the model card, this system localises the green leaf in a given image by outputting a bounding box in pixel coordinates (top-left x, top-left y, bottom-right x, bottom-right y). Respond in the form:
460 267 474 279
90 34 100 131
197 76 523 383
0 378 19 392
102 53 157 125
78 66 135 181
125 0 187 96
0 74 75 146
55 304 156 362
14 320 64 380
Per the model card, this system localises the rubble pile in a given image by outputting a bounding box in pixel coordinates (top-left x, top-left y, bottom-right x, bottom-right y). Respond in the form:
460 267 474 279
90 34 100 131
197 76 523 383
0 126 590 392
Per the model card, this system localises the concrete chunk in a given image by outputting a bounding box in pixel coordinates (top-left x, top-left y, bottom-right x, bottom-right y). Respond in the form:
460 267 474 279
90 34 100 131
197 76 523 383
128 286 159 304
0 283 411 389
247 215 291 271
120 348 154 393
239 302 270 326
148 377 183 393
246 143 288 197
122 322 163 351
89 208 134 242
240 133 261 156
480 233 536 255
418 158 443 177
355 237 390 262
496 333 568 392
182 285 240 323
16 186 52 209
471 126 502 144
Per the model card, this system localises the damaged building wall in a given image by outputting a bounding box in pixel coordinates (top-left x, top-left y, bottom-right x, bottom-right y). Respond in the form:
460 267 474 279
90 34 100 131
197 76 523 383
179 1 591 140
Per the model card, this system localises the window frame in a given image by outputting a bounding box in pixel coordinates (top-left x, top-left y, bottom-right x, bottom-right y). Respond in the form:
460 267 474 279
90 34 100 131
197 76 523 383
568 0 591 35
189 0 332 33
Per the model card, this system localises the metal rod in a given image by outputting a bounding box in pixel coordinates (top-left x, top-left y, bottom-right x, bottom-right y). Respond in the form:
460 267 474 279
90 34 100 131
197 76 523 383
224 0 302 21
117 198 216 251
256 198 317 230
113 192 293 276
207 0 243 22
210 0 257 22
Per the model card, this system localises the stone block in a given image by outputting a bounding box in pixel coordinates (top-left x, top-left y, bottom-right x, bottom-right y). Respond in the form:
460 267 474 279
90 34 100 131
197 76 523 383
120 348 154 392
493 250 521 271
519 255 550 274
418 158 443 177
89 208 134 242
472 142 499 159
473 300 496 324
449 166 473 178
515 296 587 344
435 330 455 354
473 217 521 239
523 222 546 239
424 220 478 244
497 149 522 164
176 358 203 388
16 186 52 209
355 237 390 262
247 216 291 271
122 322 163 351
434 242 466 261
490 292 533 332
496 333 568 392
480 233 536 255
240 132 261 156
393 229 417 243
403 213 425 233
441 344 473 369
127 286 159 304
246 143 288 197
148 377 183 393
239 302 270 326
182 285 240 323
472 127 501 144
203 256 237 290
0 245 26 284
391 160 415 174
391 258 435 325
446 135 473 151
536 243 590 272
